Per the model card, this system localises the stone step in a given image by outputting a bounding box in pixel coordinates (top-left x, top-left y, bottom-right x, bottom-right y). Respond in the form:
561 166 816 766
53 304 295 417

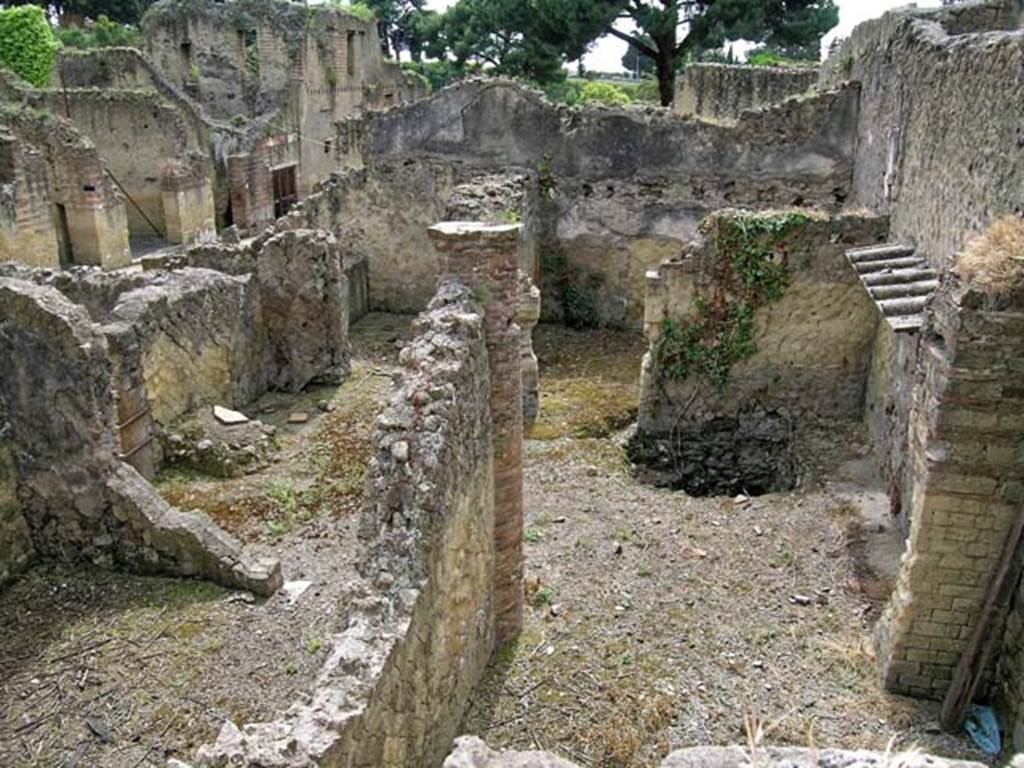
861 267 938 287
888 314 927 332
868 279 940 300
878 295 932 317
845 242 939 334
846 243 918 263
853 255 928 274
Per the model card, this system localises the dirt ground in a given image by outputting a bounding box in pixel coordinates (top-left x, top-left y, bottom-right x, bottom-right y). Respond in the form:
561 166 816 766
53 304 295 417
0 313 405 768
462 323 990 767
0 316 994 768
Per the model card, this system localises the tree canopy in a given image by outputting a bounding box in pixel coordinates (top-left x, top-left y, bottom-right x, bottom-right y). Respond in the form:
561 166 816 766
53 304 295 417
423 0 838 106
2 0 153 25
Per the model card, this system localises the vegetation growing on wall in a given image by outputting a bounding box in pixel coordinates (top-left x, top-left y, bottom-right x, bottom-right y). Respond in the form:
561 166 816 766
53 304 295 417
654 210 809 387
55 15 139 48
0 6 58 87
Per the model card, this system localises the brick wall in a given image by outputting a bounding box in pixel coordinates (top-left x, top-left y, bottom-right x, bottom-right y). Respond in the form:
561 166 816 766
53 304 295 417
429 222 525 644
876 276 1024 698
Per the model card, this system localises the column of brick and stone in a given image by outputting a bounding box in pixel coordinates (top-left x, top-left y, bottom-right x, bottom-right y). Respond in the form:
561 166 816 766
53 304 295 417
428 222 525 645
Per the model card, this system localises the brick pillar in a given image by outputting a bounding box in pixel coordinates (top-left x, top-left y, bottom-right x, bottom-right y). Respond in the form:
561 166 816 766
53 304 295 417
428 222 525 646
877 276 1024 699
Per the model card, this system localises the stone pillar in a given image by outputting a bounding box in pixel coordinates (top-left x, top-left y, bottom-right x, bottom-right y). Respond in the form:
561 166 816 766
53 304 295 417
517 272 541 429
429 222 525 646
876 276 1024 699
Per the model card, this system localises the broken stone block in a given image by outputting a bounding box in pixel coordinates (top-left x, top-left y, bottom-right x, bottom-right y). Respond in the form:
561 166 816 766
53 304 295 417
213 405 249 425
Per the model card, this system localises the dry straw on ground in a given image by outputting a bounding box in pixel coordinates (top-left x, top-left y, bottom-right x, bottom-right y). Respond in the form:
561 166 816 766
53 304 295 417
956 215 1024 296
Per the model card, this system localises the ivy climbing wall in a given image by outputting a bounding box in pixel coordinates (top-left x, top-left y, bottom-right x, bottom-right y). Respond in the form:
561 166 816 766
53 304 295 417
631 209 888 494
637 209 889 435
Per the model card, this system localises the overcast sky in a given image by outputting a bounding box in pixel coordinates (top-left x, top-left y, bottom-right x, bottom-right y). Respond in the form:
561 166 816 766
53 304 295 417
422 0 942 71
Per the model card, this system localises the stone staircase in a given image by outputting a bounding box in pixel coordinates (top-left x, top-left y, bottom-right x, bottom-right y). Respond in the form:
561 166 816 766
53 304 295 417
846 243 939 332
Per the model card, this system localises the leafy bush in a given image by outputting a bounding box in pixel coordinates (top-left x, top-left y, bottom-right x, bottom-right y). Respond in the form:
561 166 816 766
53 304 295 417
578 80 632 107
401 60 469 92
746 49 818 69
341 2 376 24
56 16 140 50
0 6 58 87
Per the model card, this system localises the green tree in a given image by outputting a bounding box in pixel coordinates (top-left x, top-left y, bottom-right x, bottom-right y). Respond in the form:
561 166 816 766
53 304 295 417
426 0 568 83
359 0 429 59
621 33 654 76
592 0 838 107
0 5 58 86
5 0 153 26
429 0 837 106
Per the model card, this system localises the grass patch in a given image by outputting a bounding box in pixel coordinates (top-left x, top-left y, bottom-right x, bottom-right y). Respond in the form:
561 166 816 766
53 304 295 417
957 214 1024 297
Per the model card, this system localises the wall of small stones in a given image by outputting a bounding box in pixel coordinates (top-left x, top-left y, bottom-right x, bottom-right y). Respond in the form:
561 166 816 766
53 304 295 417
819 1 1023 271
103 268 266 426
674 63 819 122
191 279 499 767
343 78 859 328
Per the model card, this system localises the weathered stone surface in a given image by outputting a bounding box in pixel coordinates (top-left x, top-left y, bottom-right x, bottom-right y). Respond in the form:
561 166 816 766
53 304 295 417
351 78 858 327
443 741 986 768
674 63 819 122
443 736 578 768
820 1 1024 272
254 229 350 392
0 277 281 596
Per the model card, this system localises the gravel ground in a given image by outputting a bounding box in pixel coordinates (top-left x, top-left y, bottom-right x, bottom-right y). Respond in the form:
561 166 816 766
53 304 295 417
0 313 405 768
462 324 989 768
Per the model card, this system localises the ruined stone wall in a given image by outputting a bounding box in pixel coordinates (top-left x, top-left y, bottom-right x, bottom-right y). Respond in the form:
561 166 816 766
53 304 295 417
227 131 301 231
637 211 887 436
53 46 255 230
354 79 858 327
0 128 61 268
0 277 280 594
279 160 459 312
162 153 217 245
104 268 266 426
192 280 498 768
0 108 130 270
674 63 819 122
31 89 204 238
0 438 33 589
819 2 1024 270
1000 580 1024 749
876 275 1024 700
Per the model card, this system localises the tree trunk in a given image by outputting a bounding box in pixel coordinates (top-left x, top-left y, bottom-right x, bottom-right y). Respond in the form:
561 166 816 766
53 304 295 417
655 48 675 108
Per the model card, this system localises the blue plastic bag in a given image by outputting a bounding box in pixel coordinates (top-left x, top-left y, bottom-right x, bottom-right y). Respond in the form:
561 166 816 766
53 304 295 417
963 704 1002 756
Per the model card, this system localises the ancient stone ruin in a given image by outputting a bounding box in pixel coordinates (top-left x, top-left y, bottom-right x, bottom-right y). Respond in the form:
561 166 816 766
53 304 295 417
2 0 1024 766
